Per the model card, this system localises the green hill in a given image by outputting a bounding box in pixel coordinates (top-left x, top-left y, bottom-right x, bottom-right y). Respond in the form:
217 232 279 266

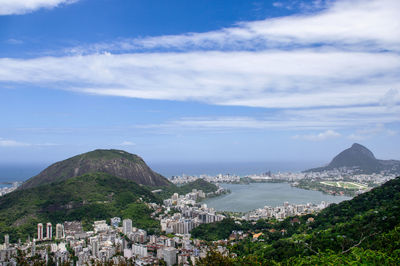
19 149 171 190
0 172 161 242
305 143 400 174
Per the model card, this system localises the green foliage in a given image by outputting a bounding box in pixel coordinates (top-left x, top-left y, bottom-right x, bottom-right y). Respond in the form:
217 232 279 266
196 247 235 266
0 173 160 242
191 218 242 241
283 248 400 265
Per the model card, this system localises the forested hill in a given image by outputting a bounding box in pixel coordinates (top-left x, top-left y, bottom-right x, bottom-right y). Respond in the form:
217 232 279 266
195 176 400 265
19 149 171 190
0 173 161 242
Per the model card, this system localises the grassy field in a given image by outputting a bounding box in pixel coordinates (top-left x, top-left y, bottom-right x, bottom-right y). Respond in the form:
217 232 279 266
320 181 368 190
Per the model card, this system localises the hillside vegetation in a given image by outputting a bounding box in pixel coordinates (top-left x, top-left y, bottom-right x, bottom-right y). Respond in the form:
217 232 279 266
0 173 161 242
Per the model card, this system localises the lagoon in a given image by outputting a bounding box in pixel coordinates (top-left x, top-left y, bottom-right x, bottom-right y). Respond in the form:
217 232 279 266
203 182 351 212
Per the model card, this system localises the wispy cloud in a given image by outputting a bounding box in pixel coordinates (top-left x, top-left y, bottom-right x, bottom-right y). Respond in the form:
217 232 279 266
133 105 400 132
0 137 58 147
348 124 398 141
1 51 399 109
120 141 136 146
0 137 30 147
0 0 79 15
67 0 400 54
292 130 341 141
5 38 23 45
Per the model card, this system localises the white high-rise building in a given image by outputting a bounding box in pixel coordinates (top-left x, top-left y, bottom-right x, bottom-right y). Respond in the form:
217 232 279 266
92 239 99 257
46 223 52 240
56 223 64 239
163 247 177 266
4 234 9 249
122 219 132 235
37 223 43 240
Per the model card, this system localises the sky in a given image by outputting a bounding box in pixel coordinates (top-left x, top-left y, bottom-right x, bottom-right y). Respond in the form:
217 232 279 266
0 0 399 167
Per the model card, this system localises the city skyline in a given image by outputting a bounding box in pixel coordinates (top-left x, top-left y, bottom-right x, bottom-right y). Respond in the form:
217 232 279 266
1 0 399 164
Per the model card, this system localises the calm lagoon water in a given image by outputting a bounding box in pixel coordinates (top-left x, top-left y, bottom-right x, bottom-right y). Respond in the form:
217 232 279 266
203 182 351 212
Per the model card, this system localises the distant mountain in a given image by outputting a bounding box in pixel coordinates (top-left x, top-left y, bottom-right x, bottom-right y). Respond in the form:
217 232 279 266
0 172 161 241
19 149 171 190
305 143 400 174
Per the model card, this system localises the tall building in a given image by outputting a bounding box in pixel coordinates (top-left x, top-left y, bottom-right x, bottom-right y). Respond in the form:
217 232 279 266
46 222 52 240
4 234 9 249
92 239 99 257
172 193 179 201
56 223 64 239
163 247 177 266
37 223 43 241
122 219 132 235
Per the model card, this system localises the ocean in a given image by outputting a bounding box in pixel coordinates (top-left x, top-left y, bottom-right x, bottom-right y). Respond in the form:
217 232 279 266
0 164 46 187
0 161 323 187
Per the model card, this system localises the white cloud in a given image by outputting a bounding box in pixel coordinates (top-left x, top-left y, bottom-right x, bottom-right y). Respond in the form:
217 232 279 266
5 38 23 45
348 124 398 140
134 105 400 132
292 130 341 141
0 137 59 147
0 50 399 109
0 138 30 147
0 0 398 111
380 88 399 108
0 0 399 134
0 0 78 15
69 0 400 54
120 141 136 146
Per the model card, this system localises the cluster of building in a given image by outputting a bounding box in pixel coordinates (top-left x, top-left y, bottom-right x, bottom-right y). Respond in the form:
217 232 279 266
161 190 225 235
171 174 241 184
0 188 226 265
243 201 328 221
0 216 211 266
302 168 399 185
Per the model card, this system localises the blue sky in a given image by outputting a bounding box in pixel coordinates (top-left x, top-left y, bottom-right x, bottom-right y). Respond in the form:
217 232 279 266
0 0 399 166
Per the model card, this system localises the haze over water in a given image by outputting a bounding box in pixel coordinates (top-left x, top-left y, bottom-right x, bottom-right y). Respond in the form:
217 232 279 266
203 183 351 213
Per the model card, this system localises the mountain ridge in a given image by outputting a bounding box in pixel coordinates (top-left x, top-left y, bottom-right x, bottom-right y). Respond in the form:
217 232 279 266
19 149 171 190
305 143 400 174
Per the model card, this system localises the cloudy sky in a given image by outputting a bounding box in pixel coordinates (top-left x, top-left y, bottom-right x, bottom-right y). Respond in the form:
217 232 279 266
0 0 399 167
